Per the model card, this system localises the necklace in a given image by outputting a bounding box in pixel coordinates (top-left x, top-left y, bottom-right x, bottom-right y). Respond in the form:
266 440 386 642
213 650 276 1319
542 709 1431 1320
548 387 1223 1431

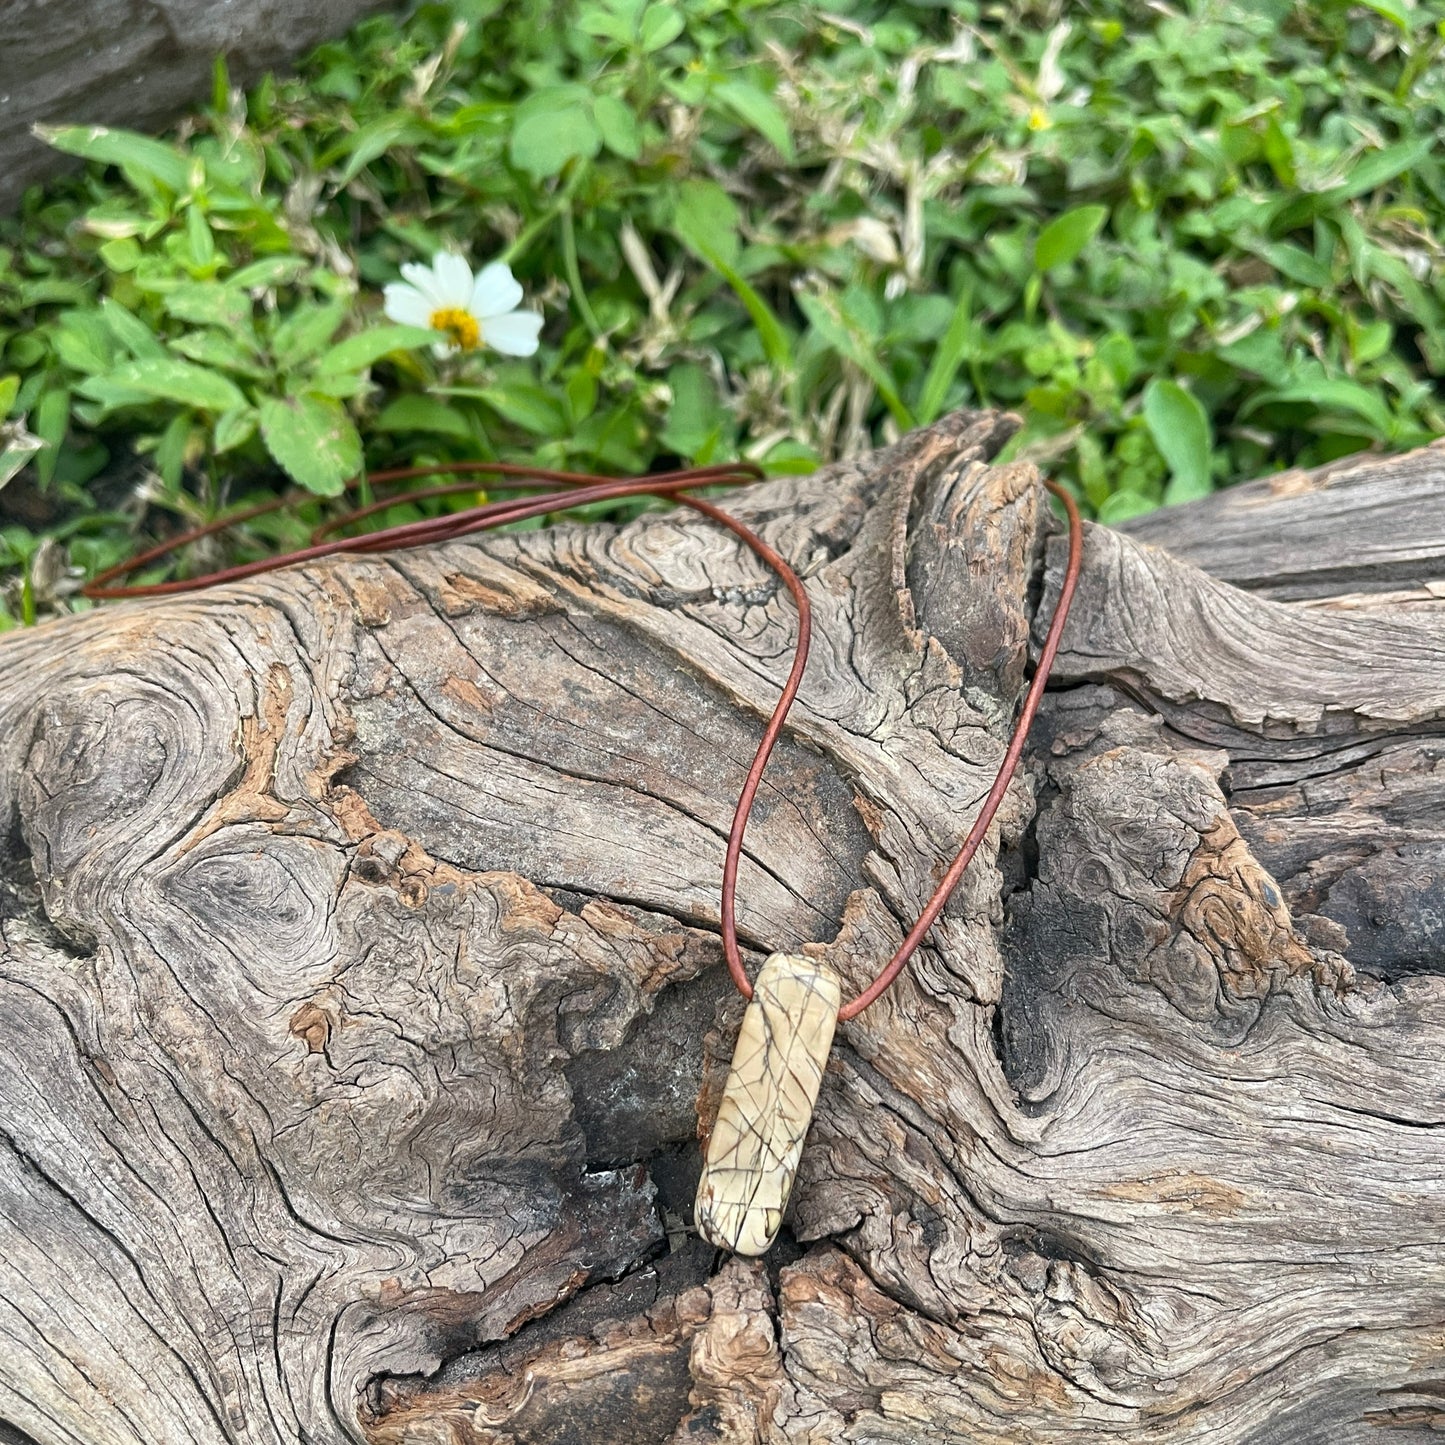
689 477 1082 1253
88 458 1084 1255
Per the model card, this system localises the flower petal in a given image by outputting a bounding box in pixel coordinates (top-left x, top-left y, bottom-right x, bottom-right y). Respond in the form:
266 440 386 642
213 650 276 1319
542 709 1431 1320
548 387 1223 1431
399 262 445 304
430 251 475 308
483 308 543 357
471 261 524 319
383 284 436 329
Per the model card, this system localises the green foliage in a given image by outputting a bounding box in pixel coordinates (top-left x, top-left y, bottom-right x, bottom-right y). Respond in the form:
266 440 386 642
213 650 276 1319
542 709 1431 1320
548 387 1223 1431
1035 206 1109 273
1144 379 1213 504
2 0 1445 624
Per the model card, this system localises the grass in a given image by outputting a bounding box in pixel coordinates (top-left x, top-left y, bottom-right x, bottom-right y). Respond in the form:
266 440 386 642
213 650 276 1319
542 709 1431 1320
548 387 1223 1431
1 0 1443 623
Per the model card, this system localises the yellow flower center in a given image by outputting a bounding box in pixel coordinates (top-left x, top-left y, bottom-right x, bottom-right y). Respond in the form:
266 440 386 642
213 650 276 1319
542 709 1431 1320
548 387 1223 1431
430 306 481 350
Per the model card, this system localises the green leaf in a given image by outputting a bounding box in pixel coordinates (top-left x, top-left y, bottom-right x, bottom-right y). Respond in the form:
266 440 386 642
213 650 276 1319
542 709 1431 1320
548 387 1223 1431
271 302 347 369
259 394 363 496
593 94 641 160
1097 491 1160 525
714 79 795 162
37 125 191 192
509 86 601 179
917 287 975 424
214 407 259 453
661 362 727 457
1215 329 1292 385
1261 116 1296 187
638 4 685 50
100 299 168 360
336 115 415 184
761 439 821 476
670 180 794 373
0 376 18 415
15 278 88 307
8 338 47 371
717 261 793 375
171 331 269 378
104 358 247 413
164 283 251 331
230 257 309 290
212 54 232 112
1358 0 1413 29
1329 137 1435 201
83 207 149 241
672 178 741 270
71 378 156 416
1143 379 1213 504
797 290 912 429
375 395 474 438
185 206 216 269
577 5 636 45
52 312 117 375
1075 432 1111 510
1245 239 1332 288
1035 205 1109 272
34 388 71 487
1258 379 1396 439
1352 320 1393 364
315 325 438 373
154 412 192 488
565 367 598 425
472 382 566 435
304 371 372 401
99 237 143 272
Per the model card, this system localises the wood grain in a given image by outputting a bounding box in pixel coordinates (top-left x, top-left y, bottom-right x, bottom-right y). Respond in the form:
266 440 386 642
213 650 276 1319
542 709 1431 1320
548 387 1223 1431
0 0 391 210
1121 438 1445 603
1 411 1442 1443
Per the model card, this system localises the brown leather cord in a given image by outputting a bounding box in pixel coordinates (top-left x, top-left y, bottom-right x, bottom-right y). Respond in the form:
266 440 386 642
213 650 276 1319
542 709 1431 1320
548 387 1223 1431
82 460 1083 1021
81 461 763 599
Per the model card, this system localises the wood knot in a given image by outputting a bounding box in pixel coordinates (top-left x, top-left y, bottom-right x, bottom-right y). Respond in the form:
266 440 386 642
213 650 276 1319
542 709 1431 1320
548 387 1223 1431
1171 815 1345 999
288 1001 333 1054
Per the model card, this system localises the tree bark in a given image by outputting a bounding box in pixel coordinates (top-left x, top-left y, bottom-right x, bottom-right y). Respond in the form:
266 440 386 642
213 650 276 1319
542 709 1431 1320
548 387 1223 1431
1 413 1442 1444
0 0 391 210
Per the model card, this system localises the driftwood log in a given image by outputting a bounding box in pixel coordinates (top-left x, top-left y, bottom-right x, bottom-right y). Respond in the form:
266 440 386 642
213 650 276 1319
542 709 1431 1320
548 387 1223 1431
0 0 391 210
2 412 1444 1444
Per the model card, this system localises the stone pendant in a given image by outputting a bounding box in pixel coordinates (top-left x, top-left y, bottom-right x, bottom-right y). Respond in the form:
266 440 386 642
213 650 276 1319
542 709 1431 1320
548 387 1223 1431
694 953 841 1255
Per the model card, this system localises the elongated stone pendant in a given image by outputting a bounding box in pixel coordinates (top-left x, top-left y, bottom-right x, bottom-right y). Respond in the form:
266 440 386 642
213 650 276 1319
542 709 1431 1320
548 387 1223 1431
694 952 841 1255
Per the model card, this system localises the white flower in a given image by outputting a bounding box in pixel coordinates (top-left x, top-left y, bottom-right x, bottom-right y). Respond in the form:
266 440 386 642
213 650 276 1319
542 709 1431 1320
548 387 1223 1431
383 251 543 358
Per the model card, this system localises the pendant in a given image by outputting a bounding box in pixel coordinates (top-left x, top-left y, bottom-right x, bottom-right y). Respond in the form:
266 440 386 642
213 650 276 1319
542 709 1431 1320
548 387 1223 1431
694 952 841 1255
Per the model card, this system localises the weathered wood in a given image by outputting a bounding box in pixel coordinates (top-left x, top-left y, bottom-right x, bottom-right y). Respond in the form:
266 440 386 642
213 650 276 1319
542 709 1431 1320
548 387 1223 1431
0 0 392 210
1122 438 1445 603
2 410 1443 1443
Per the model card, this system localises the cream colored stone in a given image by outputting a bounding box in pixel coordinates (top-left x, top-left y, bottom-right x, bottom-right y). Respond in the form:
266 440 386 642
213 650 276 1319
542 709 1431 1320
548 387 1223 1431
695 953 841 1255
